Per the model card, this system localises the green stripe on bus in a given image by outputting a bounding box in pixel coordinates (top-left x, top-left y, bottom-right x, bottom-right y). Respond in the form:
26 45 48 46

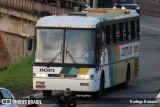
108 47 117 86
109 64 117 86
60 67 72 74
109 66 112 86
113 64 117 85
69 68 79 75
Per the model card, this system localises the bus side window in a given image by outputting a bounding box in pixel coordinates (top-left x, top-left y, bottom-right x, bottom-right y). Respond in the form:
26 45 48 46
116 24 120 42
112 24 116 43
125 22 129 40
131 21 136 39
110 25 114 44
120 23 124 41
122 22 126 41
128 22 131 40
136 20 140 39
134 20 138 39
137 20 140 39
106 25 110 44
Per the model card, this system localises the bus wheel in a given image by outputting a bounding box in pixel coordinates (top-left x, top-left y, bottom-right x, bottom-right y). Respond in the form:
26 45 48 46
42 90 52 97
96 73 104 97
121 64 131 88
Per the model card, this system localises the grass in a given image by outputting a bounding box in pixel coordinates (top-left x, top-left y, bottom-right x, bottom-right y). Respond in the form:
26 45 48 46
0 55 33 94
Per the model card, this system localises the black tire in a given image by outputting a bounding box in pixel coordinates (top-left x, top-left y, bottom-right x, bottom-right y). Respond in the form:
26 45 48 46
95 73 104 97
42 90 52 97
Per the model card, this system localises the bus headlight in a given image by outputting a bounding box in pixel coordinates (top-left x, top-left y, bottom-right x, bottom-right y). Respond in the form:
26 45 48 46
79 75 94 79
113 6 116 9
121 7 126 9
34 73 46 77
136 7 140 10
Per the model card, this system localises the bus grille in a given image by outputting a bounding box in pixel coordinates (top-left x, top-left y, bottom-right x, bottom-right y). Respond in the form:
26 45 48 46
48 74 77 78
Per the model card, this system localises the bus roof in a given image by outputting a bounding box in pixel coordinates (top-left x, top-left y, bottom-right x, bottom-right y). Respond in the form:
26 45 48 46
82 8 139 21
36 15 101 28
36 8 139 28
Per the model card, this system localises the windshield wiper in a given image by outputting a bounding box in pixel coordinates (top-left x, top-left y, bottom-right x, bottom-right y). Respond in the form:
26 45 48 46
66 51 77 65
47 52 61 68
65 43 77 66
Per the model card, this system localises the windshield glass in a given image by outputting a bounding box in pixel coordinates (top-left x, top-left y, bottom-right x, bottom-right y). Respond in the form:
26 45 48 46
117 0 134 4
35 29 95 65
65 30 95 64
36 29 63 63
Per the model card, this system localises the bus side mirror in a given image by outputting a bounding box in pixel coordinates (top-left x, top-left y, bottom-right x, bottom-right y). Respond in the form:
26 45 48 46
28 36 33 50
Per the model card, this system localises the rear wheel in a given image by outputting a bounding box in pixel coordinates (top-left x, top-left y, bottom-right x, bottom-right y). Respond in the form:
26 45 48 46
121 64 131 88
42 90 52 97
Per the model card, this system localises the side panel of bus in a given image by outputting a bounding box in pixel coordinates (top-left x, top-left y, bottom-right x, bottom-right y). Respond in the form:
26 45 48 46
101 49 111 88
102 42 139 88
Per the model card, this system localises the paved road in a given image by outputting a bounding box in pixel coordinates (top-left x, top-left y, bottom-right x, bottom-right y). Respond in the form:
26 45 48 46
19 14 160 107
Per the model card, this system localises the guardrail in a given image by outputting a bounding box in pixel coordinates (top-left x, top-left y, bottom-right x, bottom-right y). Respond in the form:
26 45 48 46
139 0 160 17
0 38 10 70
0 0 77 17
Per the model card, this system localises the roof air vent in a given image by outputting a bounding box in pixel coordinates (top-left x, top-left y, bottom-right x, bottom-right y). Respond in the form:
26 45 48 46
68 12 87 16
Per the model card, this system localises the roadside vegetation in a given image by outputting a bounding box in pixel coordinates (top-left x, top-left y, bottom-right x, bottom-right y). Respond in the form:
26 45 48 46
0 55 33 96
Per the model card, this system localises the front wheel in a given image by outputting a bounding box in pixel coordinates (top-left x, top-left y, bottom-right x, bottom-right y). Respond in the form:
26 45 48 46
95 75 104 97
42 90 52 97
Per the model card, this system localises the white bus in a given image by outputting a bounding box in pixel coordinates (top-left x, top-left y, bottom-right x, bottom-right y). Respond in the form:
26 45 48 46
28 8 140 97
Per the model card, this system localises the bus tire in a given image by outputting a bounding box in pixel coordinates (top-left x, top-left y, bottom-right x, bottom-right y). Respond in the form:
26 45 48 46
96 72 104 97
121 64 131 88
42 90 52 97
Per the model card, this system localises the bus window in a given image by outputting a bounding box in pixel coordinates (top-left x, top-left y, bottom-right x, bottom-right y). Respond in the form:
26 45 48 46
36 29 63 62
136 20 140 39
122 23 126 41
120 23 124 41
128 22 131 40
138 20 140 39
116 24 120 42
134 20 138 39
112 24 116 43
131 21 136 39
110 25 113 44
106 25 110 44
65 30 95 64
125 22 128 40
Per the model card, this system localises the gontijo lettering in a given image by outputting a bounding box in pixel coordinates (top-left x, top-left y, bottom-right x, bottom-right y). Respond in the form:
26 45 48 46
40 68 54 72
121 44 139 57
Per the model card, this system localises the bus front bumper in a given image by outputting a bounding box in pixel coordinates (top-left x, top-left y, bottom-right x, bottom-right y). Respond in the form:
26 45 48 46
33 78 99 92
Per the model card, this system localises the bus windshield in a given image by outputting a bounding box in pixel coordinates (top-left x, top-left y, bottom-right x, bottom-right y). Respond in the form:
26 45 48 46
35 29 95 65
